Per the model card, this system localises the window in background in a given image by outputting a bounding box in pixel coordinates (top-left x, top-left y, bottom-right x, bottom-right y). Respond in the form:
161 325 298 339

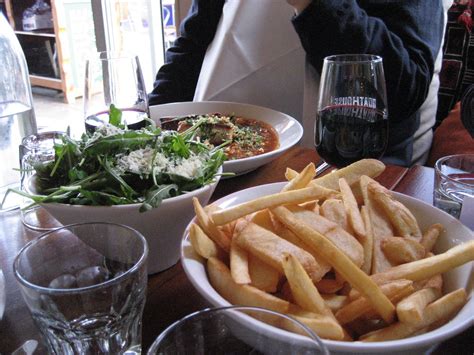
91 0 169 92
162 0 177 49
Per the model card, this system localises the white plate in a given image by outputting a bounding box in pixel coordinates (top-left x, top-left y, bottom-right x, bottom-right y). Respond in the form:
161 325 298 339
180 182 474 354
149 101 303 176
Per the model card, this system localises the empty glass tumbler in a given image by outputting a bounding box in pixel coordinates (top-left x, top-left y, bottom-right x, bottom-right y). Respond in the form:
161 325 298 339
434 154 474 222
14 222 148 354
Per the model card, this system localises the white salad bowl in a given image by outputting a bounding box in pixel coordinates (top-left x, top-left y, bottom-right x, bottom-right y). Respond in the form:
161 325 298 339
149 101 303 176
28 168 221 274
181 182 474 355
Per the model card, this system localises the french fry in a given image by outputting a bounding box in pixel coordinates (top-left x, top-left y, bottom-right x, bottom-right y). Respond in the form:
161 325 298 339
322 294 349 313
360 206 374 274
370 241 474 285
250 209 276 233
367 181 422 240
207 257 289 313
233 217 251 237
339 178 366 238
286 159 385 191
362 284 417 321
286 205 364 267
320 198 354 235
396 288 442 324
282 253 336 318
281 162 316 192
414 274 443 293
421 223 443 253
270 216 332 279
360 176 395 273
381 237 426 264
189 223 225 260
211 185 338 226
230 240 251 284
271 206 396 324
286 305 346 340
242 305 343 340
193 197 231 252
349 272 444 301
299 200 320 214
361 289 467 341
234 222 324 282
316 277 346 294
335 280 414 325
248 254 280 293
189 160 473 343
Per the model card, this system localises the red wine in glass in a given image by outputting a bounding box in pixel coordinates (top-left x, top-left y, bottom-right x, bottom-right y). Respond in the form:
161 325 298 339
315 54 388 168
315 105 388 168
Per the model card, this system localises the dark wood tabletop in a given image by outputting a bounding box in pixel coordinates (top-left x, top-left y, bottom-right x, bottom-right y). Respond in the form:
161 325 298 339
0 146 472 354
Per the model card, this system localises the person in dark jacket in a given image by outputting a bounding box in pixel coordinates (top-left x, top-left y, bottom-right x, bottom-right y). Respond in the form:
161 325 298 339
150 0 450 166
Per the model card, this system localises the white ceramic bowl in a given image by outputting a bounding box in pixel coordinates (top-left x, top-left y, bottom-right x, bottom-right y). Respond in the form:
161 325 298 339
181 182 474 355
149 101 303 176
29 169 221 274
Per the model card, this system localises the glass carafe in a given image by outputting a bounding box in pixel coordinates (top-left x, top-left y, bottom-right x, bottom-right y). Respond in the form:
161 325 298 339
0 13 37 211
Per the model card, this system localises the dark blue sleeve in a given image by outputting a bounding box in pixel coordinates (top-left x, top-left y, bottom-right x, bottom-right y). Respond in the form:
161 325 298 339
292 0 444 124
148 0 225 106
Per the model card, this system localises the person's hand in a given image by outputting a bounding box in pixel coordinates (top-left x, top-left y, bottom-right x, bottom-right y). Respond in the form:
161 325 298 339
287 0 312 14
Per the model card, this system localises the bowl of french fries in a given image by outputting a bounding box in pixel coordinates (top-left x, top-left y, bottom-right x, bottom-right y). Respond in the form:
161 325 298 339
181 159 474 354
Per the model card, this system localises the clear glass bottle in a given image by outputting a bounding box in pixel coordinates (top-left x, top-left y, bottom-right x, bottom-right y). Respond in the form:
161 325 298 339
0 13 37 211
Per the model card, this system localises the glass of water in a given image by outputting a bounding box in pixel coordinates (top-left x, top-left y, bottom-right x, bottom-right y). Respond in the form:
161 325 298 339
14 222 148 354
148 306 330 355
433 154 474 219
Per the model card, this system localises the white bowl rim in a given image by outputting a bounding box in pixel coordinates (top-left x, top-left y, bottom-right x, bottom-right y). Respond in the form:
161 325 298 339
27 166 223 209
150 101 304 166
180 181 474 353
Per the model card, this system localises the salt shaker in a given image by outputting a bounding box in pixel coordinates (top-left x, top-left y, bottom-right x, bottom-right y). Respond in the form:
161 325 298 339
19 131 65 231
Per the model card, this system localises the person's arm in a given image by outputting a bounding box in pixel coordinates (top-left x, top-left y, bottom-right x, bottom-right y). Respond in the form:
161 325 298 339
291 0 444 124
148 0 225 106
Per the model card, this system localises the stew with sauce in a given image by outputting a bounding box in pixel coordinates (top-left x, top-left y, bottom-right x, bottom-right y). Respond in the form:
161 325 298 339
162 113 279 160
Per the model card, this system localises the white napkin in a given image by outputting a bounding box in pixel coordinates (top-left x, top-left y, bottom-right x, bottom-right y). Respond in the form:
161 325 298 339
193 0 306 125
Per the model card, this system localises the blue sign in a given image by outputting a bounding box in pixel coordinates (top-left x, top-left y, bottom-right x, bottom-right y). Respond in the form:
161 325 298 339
162 4 174 28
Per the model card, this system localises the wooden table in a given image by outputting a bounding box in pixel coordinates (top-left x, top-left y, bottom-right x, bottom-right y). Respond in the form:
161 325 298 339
0 146 472 354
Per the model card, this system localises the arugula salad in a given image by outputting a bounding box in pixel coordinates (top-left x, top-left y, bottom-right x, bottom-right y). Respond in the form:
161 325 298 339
18 108 226 212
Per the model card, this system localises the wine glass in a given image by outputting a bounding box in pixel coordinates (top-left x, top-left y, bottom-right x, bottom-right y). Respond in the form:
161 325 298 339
148 306 330 354
315 54 388 168
84 51 149 133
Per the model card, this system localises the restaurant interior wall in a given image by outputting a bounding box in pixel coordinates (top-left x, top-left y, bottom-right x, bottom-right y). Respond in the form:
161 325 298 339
1 0 177 133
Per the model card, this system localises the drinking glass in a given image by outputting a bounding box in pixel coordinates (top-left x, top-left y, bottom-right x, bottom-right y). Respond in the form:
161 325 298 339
84 51 149 133
433 154 474 220
148 306 330 354
315 54 388 168
14 222 148 354
19 131 66 230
